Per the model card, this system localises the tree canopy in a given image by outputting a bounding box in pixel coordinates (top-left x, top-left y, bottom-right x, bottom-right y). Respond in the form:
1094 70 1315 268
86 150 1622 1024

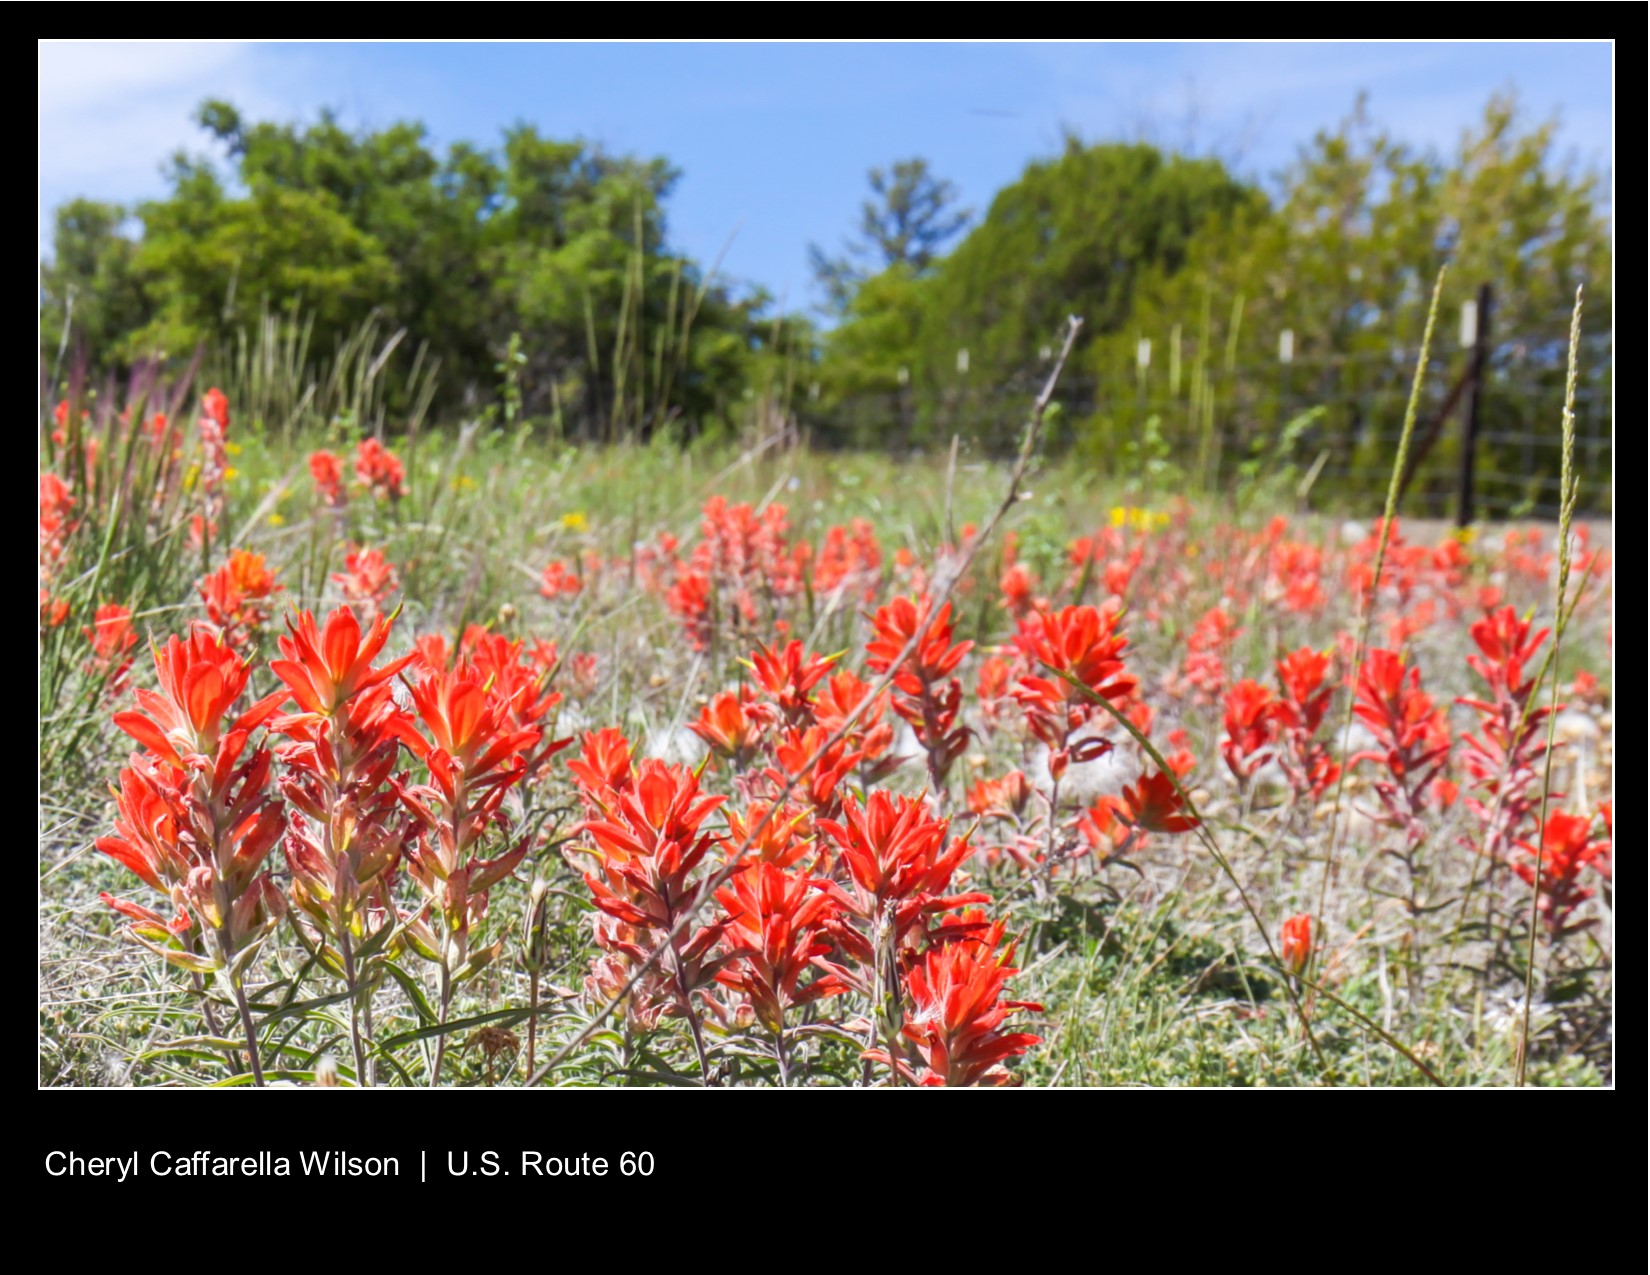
42 92 1609 509
41 101 778 438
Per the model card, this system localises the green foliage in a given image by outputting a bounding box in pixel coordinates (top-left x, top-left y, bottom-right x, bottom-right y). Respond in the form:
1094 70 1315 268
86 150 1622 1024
41 200 148 374
42 91 1612 514
804 95 1610 516
811 138 1257 449
42 102 777 441
1085 94 1612 511
921 138 1257 376
809 158 971 311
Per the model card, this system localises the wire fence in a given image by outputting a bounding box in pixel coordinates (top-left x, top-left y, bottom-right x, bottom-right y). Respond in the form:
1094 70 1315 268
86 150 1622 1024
796 312 1612 522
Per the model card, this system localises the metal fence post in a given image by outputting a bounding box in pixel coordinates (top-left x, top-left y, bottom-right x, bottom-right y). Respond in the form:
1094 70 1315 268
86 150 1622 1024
1457 282 1493 527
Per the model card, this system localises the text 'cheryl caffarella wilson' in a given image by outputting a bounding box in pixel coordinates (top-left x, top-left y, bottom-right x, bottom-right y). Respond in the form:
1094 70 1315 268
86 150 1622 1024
44 1150 400 1180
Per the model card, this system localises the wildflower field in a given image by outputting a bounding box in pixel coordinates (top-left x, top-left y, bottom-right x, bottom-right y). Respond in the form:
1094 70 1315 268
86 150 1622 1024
37 350 1613 1088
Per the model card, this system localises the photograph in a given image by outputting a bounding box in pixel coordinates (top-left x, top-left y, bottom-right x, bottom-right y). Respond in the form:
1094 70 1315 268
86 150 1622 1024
38 39 1614 1092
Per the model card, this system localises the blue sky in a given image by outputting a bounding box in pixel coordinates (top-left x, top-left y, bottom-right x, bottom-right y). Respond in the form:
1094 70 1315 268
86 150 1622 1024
38 41 1613 310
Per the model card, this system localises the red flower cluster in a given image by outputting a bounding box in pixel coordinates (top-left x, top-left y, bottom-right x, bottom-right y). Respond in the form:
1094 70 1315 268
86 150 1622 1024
1513 809 1611 937
866 915 1041 1086
1274 647 1340 799
866 598 973 787
354 438 406 502
540 559 582 598
1010 603 1134 782
200 550 284 648
309 450 347 508
1456 607 1556 865
83 603 139 696
1351 649 1451 846
332 544 398 618
100 632 288 980
1220 679 1278 783
272 608 417 1011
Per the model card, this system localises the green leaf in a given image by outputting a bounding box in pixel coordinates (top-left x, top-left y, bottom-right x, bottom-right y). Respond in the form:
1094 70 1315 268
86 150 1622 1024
382 962 438 1025
378 1007 532 1052
258 989 355 1027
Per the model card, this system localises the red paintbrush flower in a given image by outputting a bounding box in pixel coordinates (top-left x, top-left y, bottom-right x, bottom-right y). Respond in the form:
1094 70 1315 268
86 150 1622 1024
1513 809 1611 937
83 603 138 694
402 662 541 783
1220 679 1278 782
200 549 283 646
201 388 230 431
568 727 635 812
272 612 416 970
113 630 286 774
812 668 901 781
39 591 69 629
95 753 197 895
691 690 767 765
767 725 862 819
715 862 842 1034
354 438 406 502
968 771 1033 822
867 914 1041 1086
309 450 347 507
39 472 77 580
748 639 840 724
1279 913 1313 975
1011 603 1135 781
815 791 988 980
811 518 882 599
1352 649 1451 847
99 633 288 997
866 595 973 791
1465 605 1548 702
578 760 734 1028
726 800 814 871
866 595 972 688
1276 647 1333 735
270 605 415 717
1274 647 1340 801
1120 769 1199 834
332 544 398 618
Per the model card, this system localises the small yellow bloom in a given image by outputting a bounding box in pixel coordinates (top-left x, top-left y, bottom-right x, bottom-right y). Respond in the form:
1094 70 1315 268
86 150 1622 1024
225 440 243 457
450 474 478 492
267 513 286 527
1451 526 1477 546
1109 506 1128 528
223 467 241 482
182 463 200 492
560 511 588 532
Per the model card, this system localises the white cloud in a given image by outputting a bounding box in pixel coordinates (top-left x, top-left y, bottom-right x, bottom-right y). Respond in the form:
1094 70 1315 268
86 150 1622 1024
39 42 255 190
36 40 332 253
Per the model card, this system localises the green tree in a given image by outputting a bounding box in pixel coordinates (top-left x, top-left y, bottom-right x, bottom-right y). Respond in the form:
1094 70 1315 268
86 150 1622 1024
40 199 150 373
1088 93 1612 509
813 139 1256 447
809 158 970 312
41 101 772 440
